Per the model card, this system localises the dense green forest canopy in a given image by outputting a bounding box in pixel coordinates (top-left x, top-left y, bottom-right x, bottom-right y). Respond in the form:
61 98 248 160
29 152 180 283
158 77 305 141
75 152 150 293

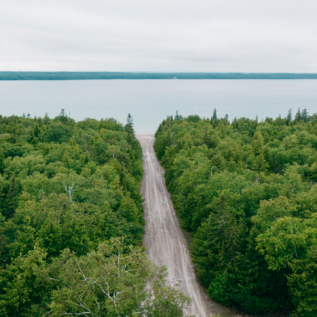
0 111 190 316
1 72 317 80
155 109 317 317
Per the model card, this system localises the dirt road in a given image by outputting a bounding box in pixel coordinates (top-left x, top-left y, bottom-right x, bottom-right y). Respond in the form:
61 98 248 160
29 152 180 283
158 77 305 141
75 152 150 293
137 135 234 317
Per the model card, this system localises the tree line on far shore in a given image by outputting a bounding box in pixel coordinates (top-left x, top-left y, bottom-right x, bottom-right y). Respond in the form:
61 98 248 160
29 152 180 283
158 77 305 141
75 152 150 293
1 71 317 80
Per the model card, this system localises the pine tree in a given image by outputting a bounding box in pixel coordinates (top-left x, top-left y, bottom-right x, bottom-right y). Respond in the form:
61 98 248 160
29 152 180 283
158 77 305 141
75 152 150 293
44 112 50 124
4 176 20 218
262 146 273 170
206 193 229 261
287 109 292 123
301 108 309 123
125 113 136 150
126 113 135 135
33 123 40 137
206 193 242 266
212 108 217 120
225 209 242 263
127 113 133 126
58 109 68 124
0 149 4 173
60 109 66 117
295 108 302 122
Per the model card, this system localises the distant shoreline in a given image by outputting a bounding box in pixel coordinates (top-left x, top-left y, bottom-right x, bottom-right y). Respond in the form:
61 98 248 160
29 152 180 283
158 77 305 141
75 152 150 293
1 72 317 80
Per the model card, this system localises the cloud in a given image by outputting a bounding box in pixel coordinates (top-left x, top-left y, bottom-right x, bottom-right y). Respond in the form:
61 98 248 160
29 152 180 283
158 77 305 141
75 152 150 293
1 0 317 71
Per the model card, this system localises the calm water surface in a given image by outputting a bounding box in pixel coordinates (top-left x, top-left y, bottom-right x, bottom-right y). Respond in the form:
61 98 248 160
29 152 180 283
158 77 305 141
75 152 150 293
0 80 316 134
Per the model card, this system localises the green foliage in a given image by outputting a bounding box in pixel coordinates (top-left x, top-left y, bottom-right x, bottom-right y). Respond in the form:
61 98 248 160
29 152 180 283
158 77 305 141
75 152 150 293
0 239 191 317
40 121 74 143
155 110 317 316
0 148 4 173
45 239 191 317
0 112 189 316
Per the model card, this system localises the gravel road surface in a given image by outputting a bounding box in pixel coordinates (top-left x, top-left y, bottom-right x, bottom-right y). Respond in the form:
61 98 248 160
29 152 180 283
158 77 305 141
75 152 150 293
137 135 234 317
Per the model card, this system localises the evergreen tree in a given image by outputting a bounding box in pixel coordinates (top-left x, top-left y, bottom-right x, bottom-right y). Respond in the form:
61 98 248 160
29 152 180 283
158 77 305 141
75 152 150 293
206 193 230 261
125 113 135 135
295 108 302 122
287 109 292 123
4 176 20 218
0 112 166 316
0 149 4 173
60 109 66 117
225 209 243 262
154 112 317 315
58 109 68 124
212 108 217 120
33 123 40 137
125 113 136 150
126 113 134 129
301 108 309 123
262 146 273 170
206 193 243 266
44 112 50 124
252 154 269 173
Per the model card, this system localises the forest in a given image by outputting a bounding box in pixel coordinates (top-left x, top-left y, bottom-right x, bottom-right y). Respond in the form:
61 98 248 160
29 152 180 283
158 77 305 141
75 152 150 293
0 111 190 317
1 72 317 80
155 109 317 317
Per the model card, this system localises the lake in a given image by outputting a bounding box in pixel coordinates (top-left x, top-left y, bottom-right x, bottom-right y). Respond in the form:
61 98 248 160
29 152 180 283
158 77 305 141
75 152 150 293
1 79 316 134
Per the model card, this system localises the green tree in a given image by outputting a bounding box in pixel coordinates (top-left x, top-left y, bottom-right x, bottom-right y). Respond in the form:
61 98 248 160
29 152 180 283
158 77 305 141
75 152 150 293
0 148 5 173
302 108 309 123
3 176 20 218
252 154 269 173
45 239 191 317
287 109 292 123
295 108 302 122
154 111 317 315
126 113 135 135
33 123 40 138
40 122 73 143
206 193 243 266
0 245 49 317
212 108 217 120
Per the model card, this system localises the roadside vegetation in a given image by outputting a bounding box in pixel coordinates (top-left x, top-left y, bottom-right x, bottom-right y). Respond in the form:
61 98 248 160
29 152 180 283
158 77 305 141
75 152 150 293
155 109 317 317
0 111 191 317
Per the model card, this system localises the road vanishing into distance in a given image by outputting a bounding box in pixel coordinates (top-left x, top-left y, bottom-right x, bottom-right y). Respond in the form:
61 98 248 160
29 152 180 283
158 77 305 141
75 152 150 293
137 135 234 317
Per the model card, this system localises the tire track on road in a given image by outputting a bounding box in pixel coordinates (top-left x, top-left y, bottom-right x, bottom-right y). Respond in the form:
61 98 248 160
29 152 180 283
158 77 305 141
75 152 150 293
137 135 233 317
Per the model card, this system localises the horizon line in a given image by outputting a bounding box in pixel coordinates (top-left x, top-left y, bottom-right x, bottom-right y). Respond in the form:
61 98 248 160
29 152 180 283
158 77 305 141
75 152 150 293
1 71 317 74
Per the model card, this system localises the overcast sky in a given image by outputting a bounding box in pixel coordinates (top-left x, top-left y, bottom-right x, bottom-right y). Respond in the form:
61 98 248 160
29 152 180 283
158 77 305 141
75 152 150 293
1 0 317 72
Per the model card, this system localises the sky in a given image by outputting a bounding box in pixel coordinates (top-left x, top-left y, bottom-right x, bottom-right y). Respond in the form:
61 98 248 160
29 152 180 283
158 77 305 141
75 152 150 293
1 0 317 72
